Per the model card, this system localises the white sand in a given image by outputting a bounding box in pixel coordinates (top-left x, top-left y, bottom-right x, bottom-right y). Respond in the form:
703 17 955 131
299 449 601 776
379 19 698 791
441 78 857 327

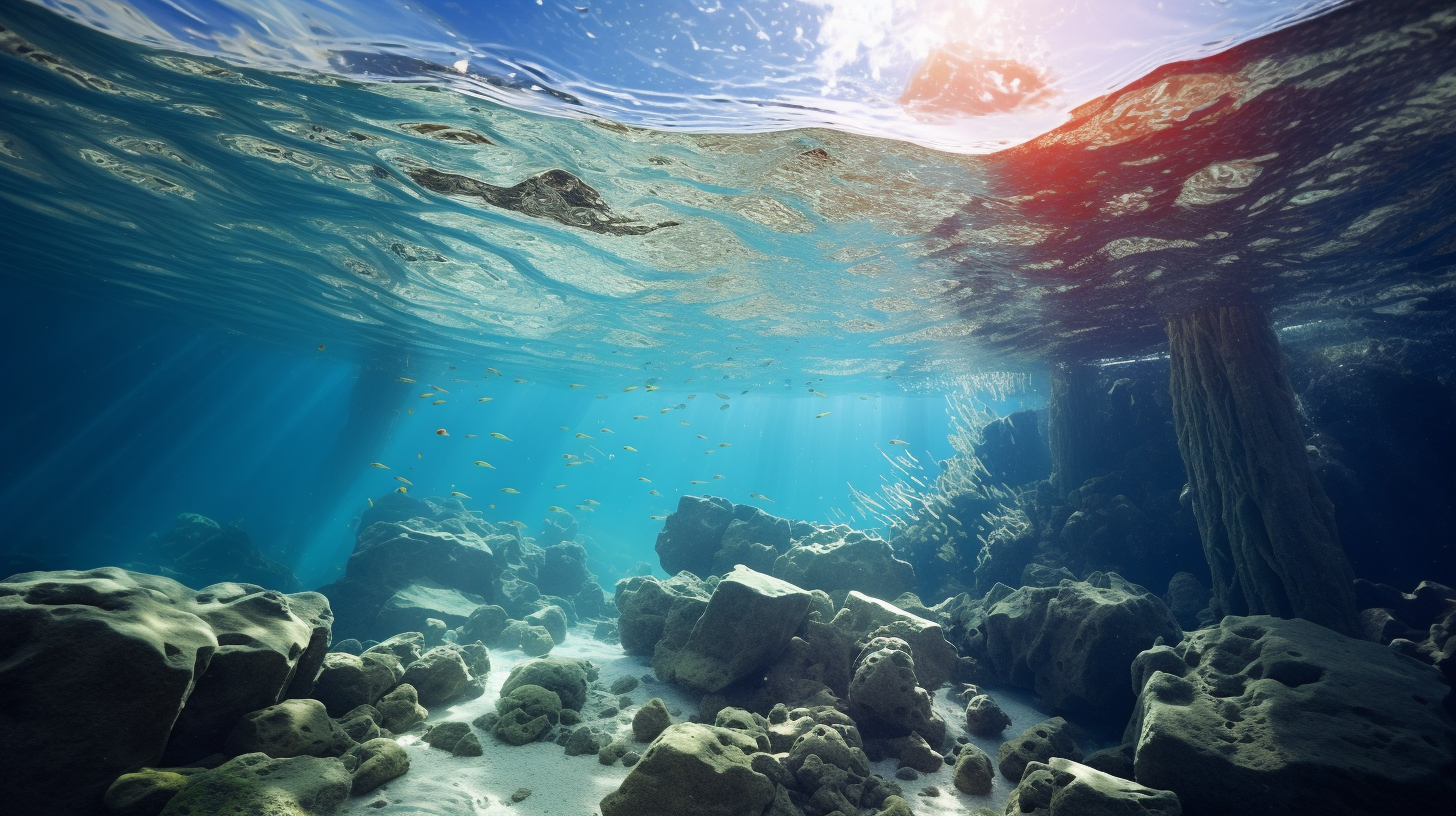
344 626 1048 815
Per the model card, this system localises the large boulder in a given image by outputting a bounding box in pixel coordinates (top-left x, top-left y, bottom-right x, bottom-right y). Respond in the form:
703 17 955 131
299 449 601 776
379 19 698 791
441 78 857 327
846 638 945 745
373 580 485 636
599 723 775 816
998 718 1083 782
134 513 302 593
655 495 736 577
157 752 351 816
538 542 592 597
310 652 401 717
711 508 794 576
500 656 593 711
0 568 332 814
400 646 472 706
773 529 915 601
343 738 409 795
615 572 713 656
983 573 1180 721
223 699 355 759
653 566 812 692
831 591 959 689
1128 615 1456 816
1007 758 1181 815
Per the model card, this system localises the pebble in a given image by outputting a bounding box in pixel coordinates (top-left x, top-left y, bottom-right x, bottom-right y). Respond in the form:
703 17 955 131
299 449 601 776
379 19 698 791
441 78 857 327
512 788 532 803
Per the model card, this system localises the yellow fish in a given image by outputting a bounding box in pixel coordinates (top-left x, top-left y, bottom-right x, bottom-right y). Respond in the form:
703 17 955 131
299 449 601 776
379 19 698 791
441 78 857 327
394 476 412 485
569 383 585 388
430 385 449 393
649 514 667 520
599 428 614 434
704 450 715 455
548 505 567 513
419 392 435 398
464 433 477 438
623 385 638 392
623 446 638 452
367 497 374 506
719 443 732 447
750 492 775 502
566 461 586 467
713 475 724 479
811 389 828 398
649 489 661 496
501 487 520 494
715 392 730 400
559 426 570 430
576 504 595 512
816 412 831 418
563 453 578 460
490 432 511 440
417 453 422 458
408 408 414 414
889 439 909 446
584 499 601 506
645 384 660 391
396 486 408 493
432 399 446 405
690 480 706 485
638 477 651 482
396 377 416 383
451 491 471 499
474 461 494 468
632 415 647 420
553 484 566 489
369 462 390 469
576 433 593 439
696 434 707 439
486 367 501 376
679 421 690 426
477 397 494 403
660 408 671 414
503 519 525 528
514 378 527 383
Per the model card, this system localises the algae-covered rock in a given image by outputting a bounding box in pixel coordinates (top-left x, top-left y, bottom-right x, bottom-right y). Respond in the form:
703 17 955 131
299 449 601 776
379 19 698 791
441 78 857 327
615 572 713 655
525 604 569 645
773 530 915 601
600 723 775 816
493 709 552 745
375 683 427 733
500 656 592 710
953 743 995 795
847 640 944 745
983 573 1180 720
831 591 958 689
222 698 355 759
310 652 401 717
459 604 510 645
1007 757 1181 815
655 495 737 577
965 693 1013 737
342 738 409 795
158 753 351 816
1129 615 1456 816
496 684 563 725
400 645 471 706
998 718 1082 782
103 769 192 816
653 566 812 692
633 697 672 742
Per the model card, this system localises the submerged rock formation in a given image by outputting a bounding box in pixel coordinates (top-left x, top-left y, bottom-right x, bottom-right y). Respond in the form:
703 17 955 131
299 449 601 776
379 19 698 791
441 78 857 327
133 513 302 592
1007 758 1181 816
1127 615 1456 815
0 568 332 814
1167 304 1359 635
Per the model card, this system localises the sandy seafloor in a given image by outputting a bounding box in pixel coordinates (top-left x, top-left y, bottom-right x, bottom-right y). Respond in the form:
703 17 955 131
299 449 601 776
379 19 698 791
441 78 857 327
344 624 1051 816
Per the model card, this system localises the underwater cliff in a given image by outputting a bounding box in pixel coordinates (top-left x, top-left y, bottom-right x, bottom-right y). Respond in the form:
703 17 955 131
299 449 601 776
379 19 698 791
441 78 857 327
1 0 1455 815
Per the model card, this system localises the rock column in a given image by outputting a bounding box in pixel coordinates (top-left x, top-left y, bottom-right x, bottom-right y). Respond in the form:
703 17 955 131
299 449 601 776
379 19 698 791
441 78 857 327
1048 362 1099 494
1167 304 1358 635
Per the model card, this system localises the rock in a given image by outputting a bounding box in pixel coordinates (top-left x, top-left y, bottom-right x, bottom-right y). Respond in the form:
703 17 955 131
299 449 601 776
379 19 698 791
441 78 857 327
422 720 473 751
633 697 672 742
492 709 551 745
454 732 483 756
1081 745 1135 781
831 591 959 689
158 753 351 816
538 542 592 597
965 694 1013 737
785 723 872 782
711 508 794 576
1163 572 1210 631
104 769 192 816
343 738 409 795
331 639 363 655
511 787 532 803
1357 607 1415 644
311 652 401 717
1128 615 1456 815
525 605 569 644
615 572 713 655
610 675 640 694
375 684 427 733
997 718 1082 782
364 632 425 664
136 513 302 593
600 723 775 816
847 640 945 745
773 530 915 601
374 580 486 636
952 744 995 795
1021 564 1079 587
499 619 555 655
459 605 510 645
887 733 943 773
564 726 607 757
223 699 355 759
500 656 591 710
983 573 1180 721
598 738 631 765
496 684 563 725
1007 758 1181 815
400 646 471 706
336 706 382 743
655 495 737 577
652 566 812 692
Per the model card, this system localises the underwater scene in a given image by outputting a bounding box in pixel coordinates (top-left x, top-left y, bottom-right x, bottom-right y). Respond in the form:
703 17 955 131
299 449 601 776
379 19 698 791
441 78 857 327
1 0 1454 814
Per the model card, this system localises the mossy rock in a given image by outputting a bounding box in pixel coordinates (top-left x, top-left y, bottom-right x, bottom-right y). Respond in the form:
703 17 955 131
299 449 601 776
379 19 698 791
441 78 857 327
496 684 562 725
158 753 350 816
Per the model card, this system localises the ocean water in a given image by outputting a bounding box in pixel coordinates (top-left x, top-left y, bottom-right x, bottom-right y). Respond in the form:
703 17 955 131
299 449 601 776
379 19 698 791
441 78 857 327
2 0 1455 813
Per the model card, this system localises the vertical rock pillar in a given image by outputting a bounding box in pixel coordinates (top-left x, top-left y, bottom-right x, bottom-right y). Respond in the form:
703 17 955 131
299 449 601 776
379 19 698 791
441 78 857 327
1167 304 1358 635
1048 362 1099 494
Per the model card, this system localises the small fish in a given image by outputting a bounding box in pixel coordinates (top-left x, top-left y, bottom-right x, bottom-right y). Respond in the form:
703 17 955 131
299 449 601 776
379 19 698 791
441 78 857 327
584 499 601 506
396 377 416 383
719 404 729 410
501 487 520 494
595 395 608 399
436 428 449 436
394 476 412 485
712 475 724 479
514 378 527 383
464 433 478 438
417 452 422 458
452 378 470 382
704 450 715 455
660 408 671 414
432 399 446 405
367 497 374 507
419 392 435 398
369 462 390 469
715 392 730 400
719 443 732 447
559 426 570 430
317 345 325 351
486 367 501 376
633 415 648 420
638 477 652 482
687 394 696 399
490 432 511 440
696 434 707 439
503 519 526 528
649 514 667 520
649 489 661 496
576 504 595 512
741 390 749 395
553 484 566 489
566 461 586 467
623 445 638 452
563 453 578 460
690 480 706 485
430 385 450 393
889 439 909 446
679 421 690 426
576 433 593 439
396 486 408 493
474 461 494 468
623 385 638 392
816 411 831 418
451 491 471 499
477 397 494 402
548 505 567 513
810 389 828 398
599 428 614 434
750 492 775 502
859 395 868 400
645 384 660 391
408 408 414 414
569 383 585 388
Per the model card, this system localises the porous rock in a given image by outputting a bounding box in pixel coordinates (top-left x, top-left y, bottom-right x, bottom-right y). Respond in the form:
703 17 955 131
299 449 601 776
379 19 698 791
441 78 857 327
1008 757 1181 815
655 495 737 577
600 723 775 816
633 697 672 742
847 640 945 745
614 572 712 655
773 529 916 601
375 683 427 733
311 652 401 717
103 769 192 816
953 743 995 795
965 693 1013 737
500 656 592 710
222 698 355 759
997 718 1082 782
157 752 351 816
400 645 471 706
832 590 959 689
343 738 409 795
